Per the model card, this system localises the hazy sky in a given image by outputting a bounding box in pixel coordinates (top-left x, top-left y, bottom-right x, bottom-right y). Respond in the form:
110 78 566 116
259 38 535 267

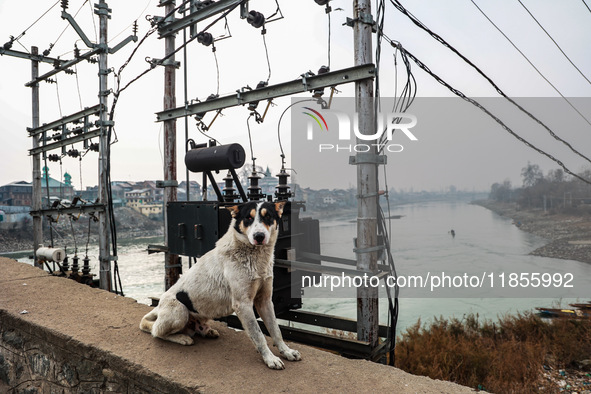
1 0 590 193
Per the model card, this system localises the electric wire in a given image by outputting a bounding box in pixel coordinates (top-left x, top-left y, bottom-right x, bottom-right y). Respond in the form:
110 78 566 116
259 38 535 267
276 99 316 162
262 33 272 84
6 0 60 45
43 155 55 247
117 2 238 97
47 0 90 55
69 216 78 255
327 10 331 69
88 0 98 43
108 0 151 44
74 64 83 109
517 0 591 87
391 0 591 167
374 0 400 365
583 0 591 14
213 46 220 96
468 0 591 131
246 113 256 167
55 77 63 117
395 43 591 186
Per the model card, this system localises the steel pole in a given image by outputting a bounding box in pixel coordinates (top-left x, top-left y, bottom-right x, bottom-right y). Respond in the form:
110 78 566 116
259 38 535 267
31 46 43 268
353 0 379 348
98 0 112 291
163 0 181 289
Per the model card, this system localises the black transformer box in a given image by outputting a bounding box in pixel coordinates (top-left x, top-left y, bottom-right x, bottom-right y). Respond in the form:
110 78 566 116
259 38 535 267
167 201 320 315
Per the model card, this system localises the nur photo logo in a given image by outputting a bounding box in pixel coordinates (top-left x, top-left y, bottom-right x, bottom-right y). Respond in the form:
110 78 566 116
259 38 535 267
301 107 419 153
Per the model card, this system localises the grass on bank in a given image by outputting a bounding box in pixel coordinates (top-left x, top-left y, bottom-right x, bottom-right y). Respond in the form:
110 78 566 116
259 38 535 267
395 312 591 393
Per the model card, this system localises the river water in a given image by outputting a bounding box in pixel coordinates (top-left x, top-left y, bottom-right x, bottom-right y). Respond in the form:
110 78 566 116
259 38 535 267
11 201 591 336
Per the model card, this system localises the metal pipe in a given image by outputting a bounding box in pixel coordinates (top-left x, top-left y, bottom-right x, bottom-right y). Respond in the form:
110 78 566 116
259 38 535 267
31 46 43 269
353 0 379 348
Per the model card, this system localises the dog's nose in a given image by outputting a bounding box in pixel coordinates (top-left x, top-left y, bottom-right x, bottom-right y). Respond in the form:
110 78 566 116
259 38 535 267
253 232 266 245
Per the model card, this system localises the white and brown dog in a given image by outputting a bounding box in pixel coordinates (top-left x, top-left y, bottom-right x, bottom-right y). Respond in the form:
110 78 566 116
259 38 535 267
140 201 301 369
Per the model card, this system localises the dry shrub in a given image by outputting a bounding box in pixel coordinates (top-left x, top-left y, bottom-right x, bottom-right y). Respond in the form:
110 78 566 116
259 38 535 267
395 312 591 393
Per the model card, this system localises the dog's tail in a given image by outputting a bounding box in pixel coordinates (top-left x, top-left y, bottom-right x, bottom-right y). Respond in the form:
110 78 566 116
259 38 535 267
139 308 158 333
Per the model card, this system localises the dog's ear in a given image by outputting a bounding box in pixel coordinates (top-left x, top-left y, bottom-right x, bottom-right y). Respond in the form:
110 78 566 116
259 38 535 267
226 205 240 218
274 201 286 218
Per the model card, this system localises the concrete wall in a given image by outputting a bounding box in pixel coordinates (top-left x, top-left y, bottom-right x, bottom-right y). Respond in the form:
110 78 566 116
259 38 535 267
0 257 472 394
0 312 183 393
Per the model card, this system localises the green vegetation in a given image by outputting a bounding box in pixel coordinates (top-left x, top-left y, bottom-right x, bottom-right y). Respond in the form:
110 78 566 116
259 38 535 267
395 312 591 393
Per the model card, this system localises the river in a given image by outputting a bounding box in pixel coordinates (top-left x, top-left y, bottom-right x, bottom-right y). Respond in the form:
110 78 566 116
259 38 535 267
9 201 591 336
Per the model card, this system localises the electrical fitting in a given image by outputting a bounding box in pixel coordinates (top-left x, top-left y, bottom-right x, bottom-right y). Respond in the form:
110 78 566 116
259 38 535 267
247 10 265 29
197 31 214 46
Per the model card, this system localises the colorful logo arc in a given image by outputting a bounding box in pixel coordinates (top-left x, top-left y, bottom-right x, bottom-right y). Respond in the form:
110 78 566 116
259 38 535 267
302 107 328 131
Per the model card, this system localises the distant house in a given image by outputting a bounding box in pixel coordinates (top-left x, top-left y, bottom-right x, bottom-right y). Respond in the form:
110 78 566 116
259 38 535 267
0 181 32 206
136 204 163 218
125 189 153 208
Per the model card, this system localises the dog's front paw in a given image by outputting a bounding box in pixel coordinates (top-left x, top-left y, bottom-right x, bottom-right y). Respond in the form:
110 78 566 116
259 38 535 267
263 354 285 370
280 348 302 361
205 328 220 339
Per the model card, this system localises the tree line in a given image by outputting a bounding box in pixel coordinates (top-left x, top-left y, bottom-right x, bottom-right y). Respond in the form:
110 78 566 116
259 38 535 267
490 162 591 210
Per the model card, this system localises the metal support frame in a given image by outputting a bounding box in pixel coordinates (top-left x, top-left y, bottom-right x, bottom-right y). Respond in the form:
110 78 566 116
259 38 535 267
0 47 67 66
30 129 101 155
220 313 389 360
30 203 106 218
158 0 244 38
156 64 375 121
25 48 102 87
27 104 102 137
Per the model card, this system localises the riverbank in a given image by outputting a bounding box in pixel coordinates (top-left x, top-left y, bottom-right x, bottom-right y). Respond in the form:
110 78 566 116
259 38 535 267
473 200 591 264
0 207 163 254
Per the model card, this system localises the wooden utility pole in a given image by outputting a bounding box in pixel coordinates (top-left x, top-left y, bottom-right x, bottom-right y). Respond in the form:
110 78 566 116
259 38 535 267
31 46 43 269
353 0 379 348
97 0 112 291
163 0 181 289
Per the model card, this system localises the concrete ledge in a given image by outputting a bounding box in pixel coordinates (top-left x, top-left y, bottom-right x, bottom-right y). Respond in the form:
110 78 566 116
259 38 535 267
0 258 473 393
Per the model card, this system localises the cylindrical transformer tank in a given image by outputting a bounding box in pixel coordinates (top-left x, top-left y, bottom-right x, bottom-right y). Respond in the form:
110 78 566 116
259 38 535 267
185 143 246 173
37 245 65 262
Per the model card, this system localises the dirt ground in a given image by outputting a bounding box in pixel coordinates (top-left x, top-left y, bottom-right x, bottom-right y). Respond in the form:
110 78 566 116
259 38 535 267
0 257 473 393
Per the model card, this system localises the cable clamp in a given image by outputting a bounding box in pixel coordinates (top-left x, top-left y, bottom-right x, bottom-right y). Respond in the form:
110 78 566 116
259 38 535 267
99 255 118 262
349 154 387 165
150 58 181 68
353 244 386 254
156 180 178 188
343 13 377 32
356 192 380 199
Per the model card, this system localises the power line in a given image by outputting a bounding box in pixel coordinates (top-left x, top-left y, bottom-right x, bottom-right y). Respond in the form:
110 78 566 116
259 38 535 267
393 42 591 186
517 0 591 87
262 32 272 83
468 0 591 130
389 0 591 167
46 0 90 56
582 0 591 15
6 0 61 45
